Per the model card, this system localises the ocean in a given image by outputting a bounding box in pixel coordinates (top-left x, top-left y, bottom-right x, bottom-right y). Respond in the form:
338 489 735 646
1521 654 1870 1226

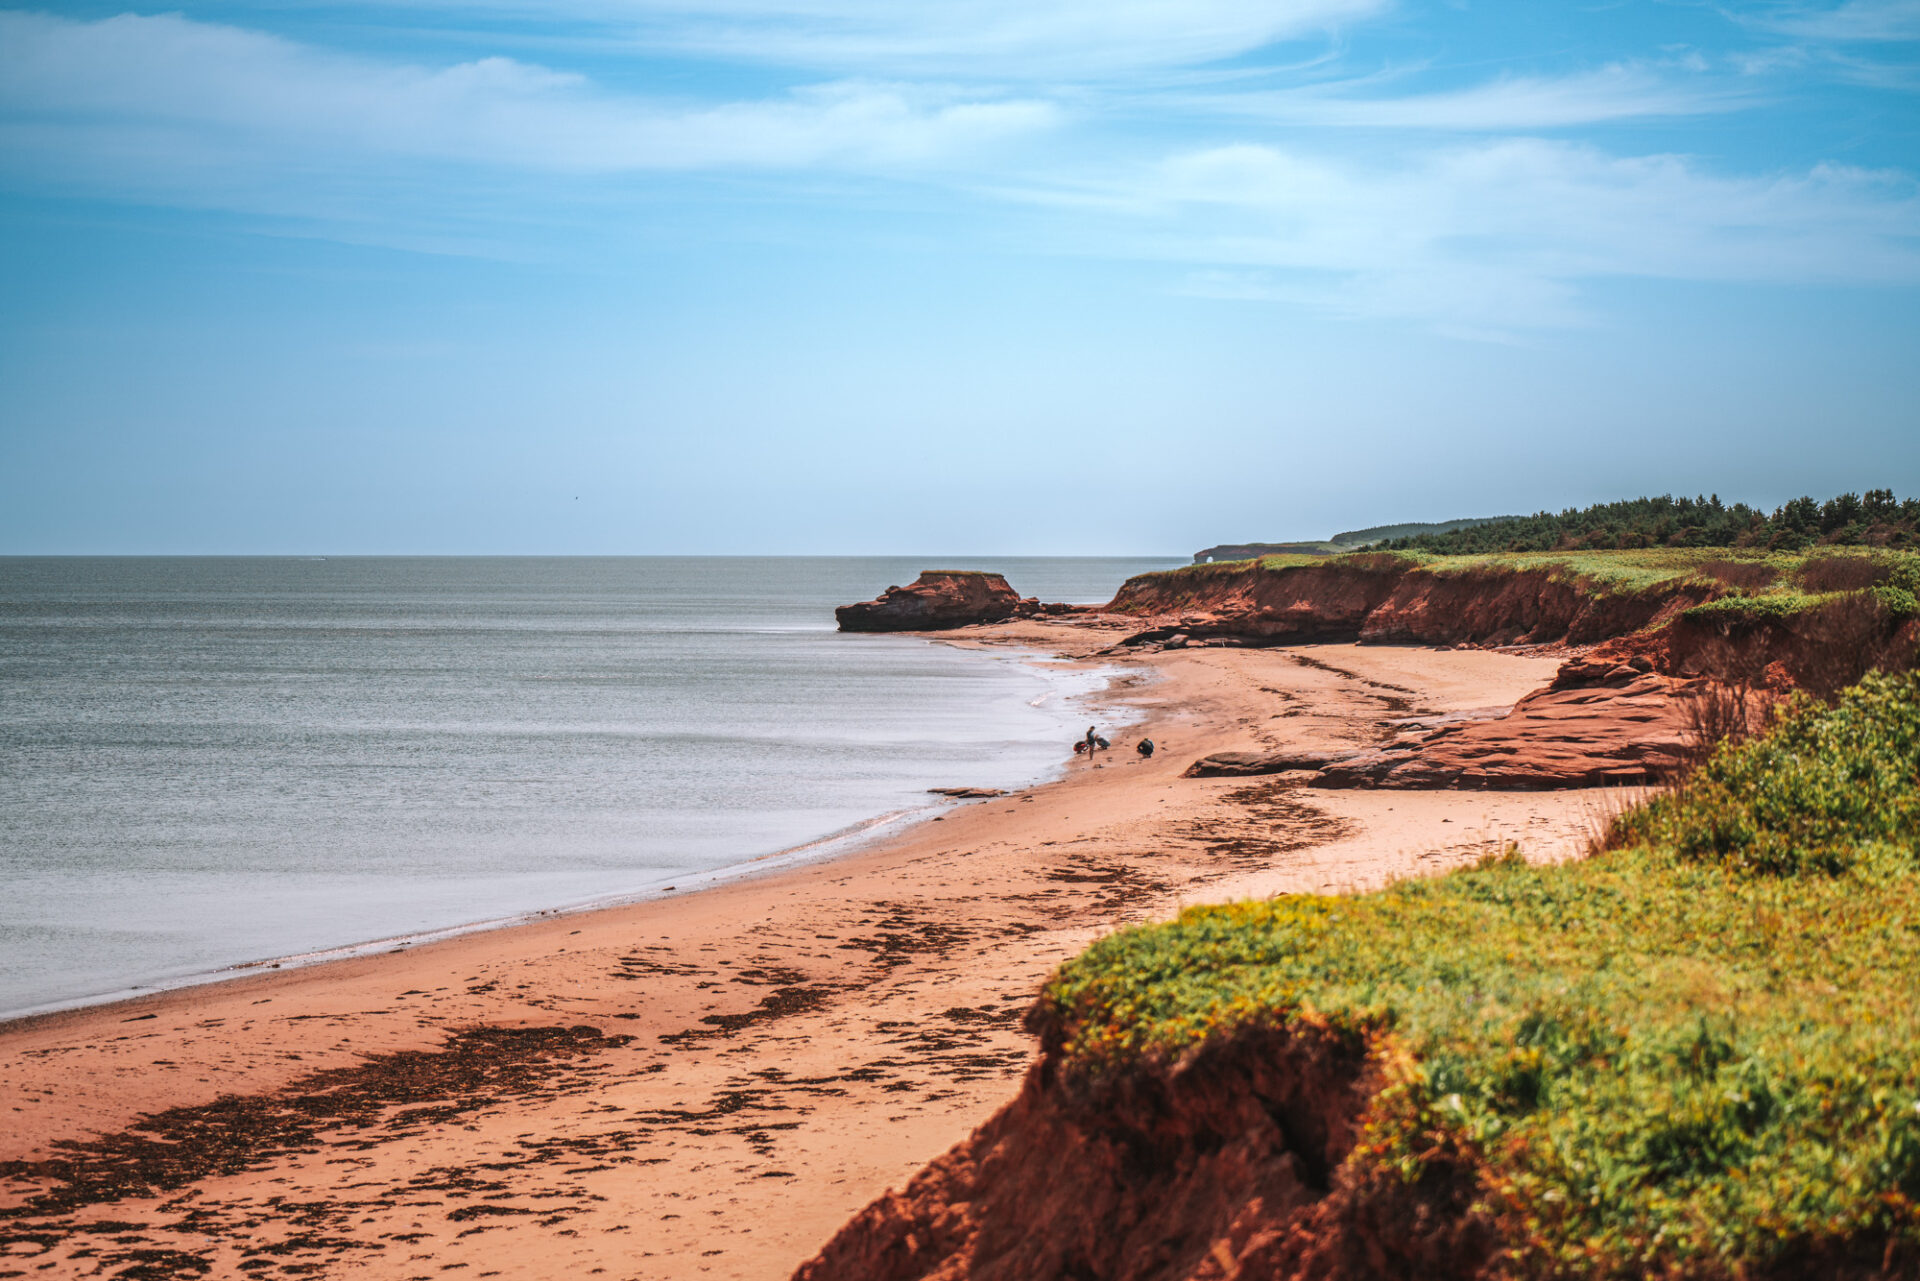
0 556 1180 1019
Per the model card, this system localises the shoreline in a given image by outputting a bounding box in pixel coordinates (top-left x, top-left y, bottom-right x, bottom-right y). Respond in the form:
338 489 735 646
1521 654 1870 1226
1 622 1618 1279
0 795 956 1030
0 638 1122 1029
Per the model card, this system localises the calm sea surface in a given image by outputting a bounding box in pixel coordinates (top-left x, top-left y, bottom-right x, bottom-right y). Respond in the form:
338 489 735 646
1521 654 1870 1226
0 556 1180 1018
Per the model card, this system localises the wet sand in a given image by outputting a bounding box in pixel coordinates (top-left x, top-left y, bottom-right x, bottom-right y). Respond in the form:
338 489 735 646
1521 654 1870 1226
1 624 1616 1279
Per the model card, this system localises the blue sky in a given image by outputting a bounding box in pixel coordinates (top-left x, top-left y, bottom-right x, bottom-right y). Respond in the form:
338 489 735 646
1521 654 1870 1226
2 0 1917 554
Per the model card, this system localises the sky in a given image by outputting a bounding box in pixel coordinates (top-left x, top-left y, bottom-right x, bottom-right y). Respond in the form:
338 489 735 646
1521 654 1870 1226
2 0 1917 555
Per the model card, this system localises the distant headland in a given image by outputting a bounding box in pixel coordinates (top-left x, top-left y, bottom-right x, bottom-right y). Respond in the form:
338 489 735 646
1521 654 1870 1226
1193 515 1514 562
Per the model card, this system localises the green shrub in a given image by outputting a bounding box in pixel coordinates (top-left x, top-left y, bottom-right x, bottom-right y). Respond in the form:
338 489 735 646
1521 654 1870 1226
1869 583 1920 621
1681 593 1817 625
1614 671 1920 874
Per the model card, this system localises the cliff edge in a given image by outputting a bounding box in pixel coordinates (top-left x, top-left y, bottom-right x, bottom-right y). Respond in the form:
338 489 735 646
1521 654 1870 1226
791 1018 1488 1281
1106 553 1714 649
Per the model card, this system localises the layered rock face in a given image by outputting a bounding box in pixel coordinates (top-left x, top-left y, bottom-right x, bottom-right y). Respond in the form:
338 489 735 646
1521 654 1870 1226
1590 606 1920 696
836 572 1029 633
1106 558 1714 648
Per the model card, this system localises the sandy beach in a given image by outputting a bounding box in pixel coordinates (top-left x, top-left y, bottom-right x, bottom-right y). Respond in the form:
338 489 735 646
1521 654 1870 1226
1 624 1618 1280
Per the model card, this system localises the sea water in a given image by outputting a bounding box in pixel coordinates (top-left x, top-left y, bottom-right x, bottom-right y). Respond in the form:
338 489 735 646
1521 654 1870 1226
0 556 1179 1018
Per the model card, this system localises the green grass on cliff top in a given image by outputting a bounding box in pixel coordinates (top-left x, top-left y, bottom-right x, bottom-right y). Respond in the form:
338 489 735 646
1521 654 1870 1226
1039 672 1920 1276
1133 545 1920 602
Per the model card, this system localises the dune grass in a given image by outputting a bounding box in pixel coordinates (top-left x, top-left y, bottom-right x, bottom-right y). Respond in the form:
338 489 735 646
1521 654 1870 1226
1038 672 1920 1276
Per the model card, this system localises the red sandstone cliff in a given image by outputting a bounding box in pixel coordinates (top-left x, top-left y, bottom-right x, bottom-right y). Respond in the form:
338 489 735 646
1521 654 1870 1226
1103 557 1715 649
1577 601 1920 697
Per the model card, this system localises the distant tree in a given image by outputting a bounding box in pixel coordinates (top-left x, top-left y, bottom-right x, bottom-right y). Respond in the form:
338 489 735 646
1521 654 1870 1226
1386 491 1916 555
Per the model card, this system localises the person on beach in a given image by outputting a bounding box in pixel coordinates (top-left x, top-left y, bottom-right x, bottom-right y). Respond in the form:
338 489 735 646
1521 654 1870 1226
1084 725 1099 755
1137 738 1154 759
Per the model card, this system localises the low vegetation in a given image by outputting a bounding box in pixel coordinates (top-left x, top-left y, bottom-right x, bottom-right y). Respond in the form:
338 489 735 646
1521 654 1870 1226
1140 543 1920 600
1387 491 1920 555
1038 673 1920 1276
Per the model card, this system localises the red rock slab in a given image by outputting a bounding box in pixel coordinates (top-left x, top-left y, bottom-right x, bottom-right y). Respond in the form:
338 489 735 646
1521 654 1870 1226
1182 749 1352 778
1314 671 1692 790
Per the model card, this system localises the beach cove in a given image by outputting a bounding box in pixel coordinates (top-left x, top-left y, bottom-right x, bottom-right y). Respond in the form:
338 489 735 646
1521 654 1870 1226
0 615 1622 1279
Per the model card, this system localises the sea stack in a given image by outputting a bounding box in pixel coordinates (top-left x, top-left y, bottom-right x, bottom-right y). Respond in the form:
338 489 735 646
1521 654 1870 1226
835 570 1028 632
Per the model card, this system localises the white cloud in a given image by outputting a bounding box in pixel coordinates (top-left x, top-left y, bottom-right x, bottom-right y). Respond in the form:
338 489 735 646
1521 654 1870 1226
1176 64 1752 130
1016 139 1920 331
0 10 1058 178
363 0 1388 78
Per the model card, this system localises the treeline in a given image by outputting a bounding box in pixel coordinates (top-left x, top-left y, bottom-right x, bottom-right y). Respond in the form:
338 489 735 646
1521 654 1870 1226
1386 491 1920 554
1328 515 1517 547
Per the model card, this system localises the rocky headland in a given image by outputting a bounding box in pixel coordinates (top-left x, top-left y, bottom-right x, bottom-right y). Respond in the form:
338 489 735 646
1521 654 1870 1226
836 571 1075 632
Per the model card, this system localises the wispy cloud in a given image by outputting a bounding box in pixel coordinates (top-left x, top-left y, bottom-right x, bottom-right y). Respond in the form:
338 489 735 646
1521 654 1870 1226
1013 139 1920 332
0 10 1058 182
1750 0 1920 42
350 0 1389 77
1171 63 1751 130
1729 4 1920 89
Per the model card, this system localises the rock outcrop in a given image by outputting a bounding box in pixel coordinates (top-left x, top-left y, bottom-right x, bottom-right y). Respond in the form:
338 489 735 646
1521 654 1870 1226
1182 750 1352 778
836 572 1029 633
1314 664 1692 790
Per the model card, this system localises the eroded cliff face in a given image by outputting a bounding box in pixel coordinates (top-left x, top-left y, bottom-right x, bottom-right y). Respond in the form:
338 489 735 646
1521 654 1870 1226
1105 559 1714 649
1583 607 1920 696
790 1021 1493 1281
1107 558 1920 698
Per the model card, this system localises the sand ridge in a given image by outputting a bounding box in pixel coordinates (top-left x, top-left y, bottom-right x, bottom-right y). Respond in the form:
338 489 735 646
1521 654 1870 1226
2 627 1616 1279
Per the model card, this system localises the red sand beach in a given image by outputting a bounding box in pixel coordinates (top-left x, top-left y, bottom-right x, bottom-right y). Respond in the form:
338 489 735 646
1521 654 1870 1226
1 622 1619 1279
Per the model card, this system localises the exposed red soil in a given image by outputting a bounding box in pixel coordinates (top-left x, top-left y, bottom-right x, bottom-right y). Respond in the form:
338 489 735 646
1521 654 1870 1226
790 1021 1495 1281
